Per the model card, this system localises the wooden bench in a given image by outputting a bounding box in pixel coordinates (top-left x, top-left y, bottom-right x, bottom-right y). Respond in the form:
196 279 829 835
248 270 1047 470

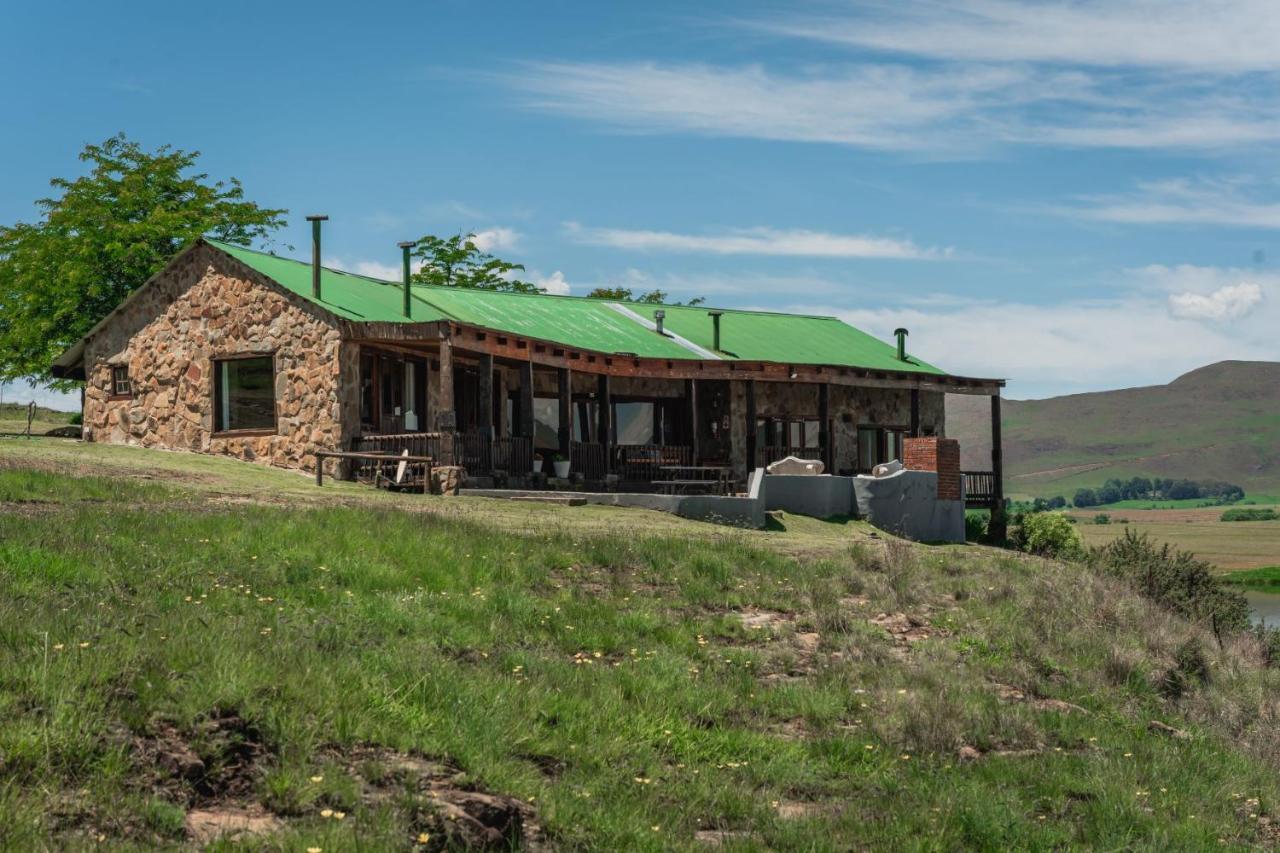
315 450 434 494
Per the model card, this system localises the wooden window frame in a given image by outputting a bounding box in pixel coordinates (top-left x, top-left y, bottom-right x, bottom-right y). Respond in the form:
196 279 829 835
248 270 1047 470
109 365 132 400
856 424 910 472
211 352 279 437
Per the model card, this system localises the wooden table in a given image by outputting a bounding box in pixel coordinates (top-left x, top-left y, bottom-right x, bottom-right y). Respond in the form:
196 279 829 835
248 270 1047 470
655 465 735 496
315 450 434 494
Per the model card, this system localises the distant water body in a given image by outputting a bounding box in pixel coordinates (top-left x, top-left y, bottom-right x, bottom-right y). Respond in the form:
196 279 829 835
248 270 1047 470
1245 590 1280 627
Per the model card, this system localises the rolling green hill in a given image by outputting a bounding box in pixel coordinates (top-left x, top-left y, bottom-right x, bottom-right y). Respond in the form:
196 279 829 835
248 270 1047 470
948 361 1280 502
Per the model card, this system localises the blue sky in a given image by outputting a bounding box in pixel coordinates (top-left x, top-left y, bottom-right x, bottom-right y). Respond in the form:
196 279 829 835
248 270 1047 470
3 0 1279 408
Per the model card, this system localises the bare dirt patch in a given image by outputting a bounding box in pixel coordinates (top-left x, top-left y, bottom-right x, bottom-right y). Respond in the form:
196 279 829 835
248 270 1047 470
112 709 542 849
991 683 1089 715
869 612 943 646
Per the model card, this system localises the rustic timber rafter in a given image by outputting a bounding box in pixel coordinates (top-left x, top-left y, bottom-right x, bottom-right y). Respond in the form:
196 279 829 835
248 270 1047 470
351 321 1004 395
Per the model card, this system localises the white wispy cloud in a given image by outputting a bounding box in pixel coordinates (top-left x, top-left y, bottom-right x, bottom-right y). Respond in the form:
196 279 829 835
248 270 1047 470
1065 177 1280 228
504 59 1280 153
789 264 1278 397
471 227 522 252
1169 283 1265 321
762 0 1280 73
565 222 948 259
530 270 571 295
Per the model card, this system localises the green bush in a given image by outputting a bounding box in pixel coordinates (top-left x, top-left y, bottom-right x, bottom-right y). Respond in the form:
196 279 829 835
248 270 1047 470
1089 530 1250 637
1221 507 1279 522
1012 512 1083 560
964 511 987 542
1094 513 1111 525
68 412 83 425
1160 638 1211 699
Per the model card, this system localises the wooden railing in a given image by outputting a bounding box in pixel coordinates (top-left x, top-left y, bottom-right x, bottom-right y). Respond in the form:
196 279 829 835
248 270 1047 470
613 444 692 484
754 445 824 469
571 442 608 482
963 471 996 507
491 437 534 475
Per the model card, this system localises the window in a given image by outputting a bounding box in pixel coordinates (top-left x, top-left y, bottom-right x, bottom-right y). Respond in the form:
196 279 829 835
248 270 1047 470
214 356 276 433
111 365 131 397
857 425 909 472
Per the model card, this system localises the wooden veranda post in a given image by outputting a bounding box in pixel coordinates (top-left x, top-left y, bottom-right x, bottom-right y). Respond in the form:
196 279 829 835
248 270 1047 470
909 389 920 437
477 353 494 439
557 367 572 460
437 337 455 431
818 382 831 473
519 361 535 440
744 379 757 473
686 378 699 464
989 393 1007 541
597 374 612 473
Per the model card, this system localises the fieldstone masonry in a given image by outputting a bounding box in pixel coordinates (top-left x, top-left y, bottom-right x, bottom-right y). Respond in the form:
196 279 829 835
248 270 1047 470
82 244 357 474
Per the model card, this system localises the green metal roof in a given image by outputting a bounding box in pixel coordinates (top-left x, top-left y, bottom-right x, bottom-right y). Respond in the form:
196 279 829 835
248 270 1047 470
207 239 945 375
208 239 450 324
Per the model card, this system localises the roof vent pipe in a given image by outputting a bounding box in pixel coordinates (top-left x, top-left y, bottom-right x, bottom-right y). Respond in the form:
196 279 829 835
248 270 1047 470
653 309 666 336
306 215 328 300
894 327 909 362
398 240 416 318
708 310 724 351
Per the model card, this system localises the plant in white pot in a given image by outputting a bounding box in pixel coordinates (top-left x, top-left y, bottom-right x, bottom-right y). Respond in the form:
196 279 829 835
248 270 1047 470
552 452 571 479
532 453 544 473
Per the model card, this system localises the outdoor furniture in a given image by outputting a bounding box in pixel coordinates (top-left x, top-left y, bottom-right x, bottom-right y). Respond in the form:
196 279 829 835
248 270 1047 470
655 465 735 496
314 450 434 494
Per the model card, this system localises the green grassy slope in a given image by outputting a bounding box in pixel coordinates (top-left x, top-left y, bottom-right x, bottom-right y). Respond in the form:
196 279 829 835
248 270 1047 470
3 441 1280 848
949 361 1280 500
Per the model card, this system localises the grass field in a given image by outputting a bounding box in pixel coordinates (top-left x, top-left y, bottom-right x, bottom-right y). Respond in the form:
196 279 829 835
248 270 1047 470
1067 507 1280 571
5 440 1280 848
0 401 75 436
1219 567 1280 591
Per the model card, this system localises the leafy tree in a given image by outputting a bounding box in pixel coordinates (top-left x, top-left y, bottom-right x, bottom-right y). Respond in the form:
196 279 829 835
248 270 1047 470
585 286 705 307
1046 495 1067 509
410 233 540 293
1072 488 1098 508
0 134 286 387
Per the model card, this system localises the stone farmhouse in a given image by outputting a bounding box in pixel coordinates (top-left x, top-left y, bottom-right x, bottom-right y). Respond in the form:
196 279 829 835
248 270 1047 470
51 229 1006 532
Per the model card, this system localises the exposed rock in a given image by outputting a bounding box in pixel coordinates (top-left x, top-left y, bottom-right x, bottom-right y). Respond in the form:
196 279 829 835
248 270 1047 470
765 455 824 476
695 829 755 846
957 745 982 762
185 807 282 845
1148 720 1190 739
433 465 465 496
869 612 938 644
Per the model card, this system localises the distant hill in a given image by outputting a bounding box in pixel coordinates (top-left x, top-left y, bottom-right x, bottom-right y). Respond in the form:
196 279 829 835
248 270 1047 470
948 361 1280 501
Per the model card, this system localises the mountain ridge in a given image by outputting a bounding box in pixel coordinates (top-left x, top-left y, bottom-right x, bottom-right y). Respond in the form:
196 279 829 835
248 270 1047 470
947 360 1280 500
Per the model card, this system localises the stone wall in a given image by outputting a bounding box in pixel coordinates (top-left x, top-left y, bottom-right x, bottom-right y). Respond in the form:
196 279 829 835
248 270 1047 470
82 243 357 474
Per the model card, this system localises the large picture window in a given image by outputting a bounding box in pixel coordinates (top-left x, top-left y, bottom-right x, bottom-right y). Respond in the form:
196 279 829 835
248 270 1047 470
214 356 276 433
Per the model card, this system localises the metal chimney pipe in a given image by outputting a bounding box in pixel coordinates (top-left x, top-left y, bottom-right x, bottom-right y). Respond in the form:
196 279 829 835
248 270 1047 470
708 310 724 351
653 309 666 336
398 241 416 318
306 215 328 300
894 327 909 362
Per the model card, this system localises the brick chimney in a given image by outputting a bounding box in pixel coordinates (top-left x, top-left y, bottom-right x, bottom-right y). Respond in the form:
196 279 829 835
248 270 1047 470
904 437 961 502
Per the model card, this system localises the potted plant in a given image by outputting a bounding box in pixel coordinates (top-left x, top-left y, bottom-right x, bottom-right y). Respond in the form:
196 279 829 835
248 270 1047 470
552 452 571 479
532 453 544 473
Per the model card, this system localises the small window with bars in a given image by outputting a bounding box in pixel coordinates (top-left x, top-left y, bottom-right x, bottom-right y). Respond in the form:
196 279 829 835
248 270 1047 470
111 365 131 397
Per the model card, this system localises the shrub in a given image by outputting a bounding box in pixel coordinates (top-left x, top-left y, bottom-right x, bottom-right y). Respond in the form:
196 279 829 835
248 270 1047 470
964 511 987 542
1094 513 1111 525
1160 638 1210 699
1012 512 1084 560
1222 507 1279 522
1089 530 1250 637
68 412 83 425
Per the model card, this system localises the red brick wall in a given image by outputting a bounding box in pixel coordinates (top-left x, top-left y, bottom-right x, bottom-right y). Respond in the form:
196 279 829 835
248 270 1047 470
904 437 962 501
